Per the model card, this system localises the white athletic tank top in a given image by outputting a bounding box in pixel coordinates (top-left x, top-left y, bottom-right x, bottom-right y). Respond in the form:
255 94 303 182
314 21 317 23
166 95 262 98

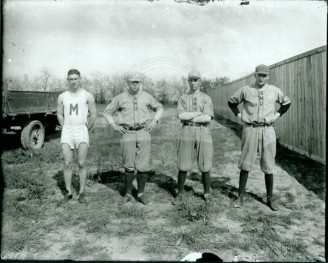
62 89 89 126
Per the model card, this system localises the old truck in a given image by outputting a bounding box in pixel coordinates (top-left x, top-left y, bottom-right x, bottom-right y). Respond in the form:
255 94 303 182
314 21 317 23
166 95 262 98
2 90 63 150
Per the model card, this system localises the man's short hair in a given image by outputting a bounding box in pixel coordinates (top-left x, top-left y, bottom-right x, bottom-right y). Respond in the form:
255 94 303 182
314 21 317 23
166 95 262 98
67 69 81 77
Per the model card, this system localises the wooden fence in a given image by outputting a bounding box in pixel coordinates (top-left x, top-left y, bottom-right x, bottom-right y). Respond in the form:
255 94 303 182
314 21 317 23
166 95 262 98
207 45 326 164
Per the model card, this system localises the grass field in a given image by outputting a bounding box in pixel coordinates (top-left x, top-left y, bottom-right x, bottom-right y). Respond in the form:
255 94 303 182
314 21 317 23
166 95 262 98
1 104 325 261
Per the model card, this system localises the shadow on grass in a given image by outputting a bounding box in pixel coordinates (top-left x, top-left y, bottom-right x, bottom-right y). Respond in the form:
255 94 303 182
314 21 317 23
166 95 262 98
89 170 178 198
147 172 179 197
53 171 83 196
92 169 267 206
87 170 198 199
182 172 267 206
209 176 268 206
51 167 269 206
213 113 326 201
53 169 127 198
90 170 126 196
275 143 325 201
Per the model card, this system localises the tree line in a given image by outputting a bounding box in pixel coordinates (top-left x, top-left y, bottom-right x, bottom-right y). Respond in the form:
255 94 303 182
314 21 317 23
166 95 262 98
2 68 230 104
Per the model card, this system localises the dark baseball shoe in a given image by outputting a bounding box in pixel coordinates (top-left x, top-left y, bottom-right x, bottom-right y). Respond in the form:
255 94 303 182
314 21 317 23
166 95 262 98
57 192 73 206
172 193 184 205
204 193 212 205
65 193 73 201
267 198 278 211
233 196 244 208
120 194 133 206
78 193 87 204
137 194 152 205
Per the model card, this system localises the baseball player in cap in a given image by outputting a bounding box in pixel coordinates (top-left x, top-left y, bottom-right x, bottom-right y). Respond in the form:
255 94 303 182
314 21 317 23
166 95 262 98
103 71 163 206
228 64 291 211
172 70 214 205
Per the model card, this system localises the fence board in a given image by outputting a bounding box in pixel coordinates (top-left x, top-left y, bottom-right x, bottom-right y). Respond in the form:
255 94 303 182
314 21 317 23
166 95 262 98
208 46 326 164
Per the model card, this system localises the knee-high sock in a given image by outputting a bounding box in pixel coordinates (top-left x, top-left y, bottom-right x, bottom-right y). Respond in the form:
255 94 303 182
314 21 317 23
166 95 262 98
125 172 135 196
265 173 273 199
202 171 211 194
239 170 249 198
137 172 147 195
177 171 187 194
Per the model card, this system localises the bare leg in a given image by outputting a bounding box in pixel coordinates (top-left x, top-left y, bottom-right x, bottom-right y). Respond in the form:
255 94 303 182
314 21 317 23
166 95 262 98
62 143 74 195
77 143 88 195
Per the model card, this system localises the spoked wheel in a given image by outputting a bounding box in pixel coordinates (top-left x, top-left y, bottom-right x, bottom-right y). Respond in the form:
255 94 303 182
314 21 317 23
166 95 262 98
21 120 45 150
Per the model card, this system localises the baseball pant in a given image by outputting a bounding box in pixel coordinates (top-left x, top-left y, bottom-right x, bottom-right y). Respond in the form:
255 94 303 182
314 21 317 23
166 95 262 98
60 124 89 149
177 125 213 172
120 129 151 173
238 125 276 174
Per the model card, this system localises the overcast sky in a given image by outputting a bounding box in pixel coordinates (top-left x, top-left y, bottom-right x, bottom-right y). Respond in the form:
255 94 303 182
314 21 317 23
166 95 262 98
3 0 327 81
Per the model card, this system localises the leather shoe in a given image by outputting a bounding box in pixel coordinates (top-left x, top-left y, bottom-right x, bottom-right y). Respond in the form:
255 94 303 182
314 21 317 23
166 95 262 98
137 194 152 205
120 194 133 206
267 198 278 211
233 196 244 208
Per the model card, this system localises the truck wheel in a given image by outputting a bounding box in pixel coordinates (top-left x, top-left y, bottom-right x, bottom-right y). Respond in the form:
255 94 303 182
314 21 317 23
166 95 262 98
21 120 45 150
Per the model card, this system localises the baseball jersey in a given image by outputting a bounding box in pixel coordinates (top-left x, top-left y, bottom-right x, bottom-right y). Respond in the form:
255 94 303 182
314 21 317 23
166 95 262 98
177 90 214 121
62 89 90 126
228 84 291 124
103 90 163 127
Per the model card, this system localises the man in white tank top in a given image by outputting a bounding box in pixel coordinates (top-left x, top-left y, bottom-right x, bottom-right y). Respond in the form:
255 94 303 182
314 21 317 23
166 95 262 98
57 69 97 204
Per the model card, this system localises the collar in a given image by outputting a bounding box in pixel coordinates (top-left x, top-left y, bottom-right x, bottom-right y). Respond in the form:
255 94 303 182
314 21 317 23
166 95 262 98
252 83 268 90
126 87 143 98
188 89 201 96
68 88 83 96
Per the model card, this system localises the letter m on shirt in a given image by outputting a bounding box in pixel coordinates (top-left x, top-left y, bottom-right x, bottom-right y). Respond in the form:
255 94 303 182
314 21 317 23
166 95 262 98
70 104 78 115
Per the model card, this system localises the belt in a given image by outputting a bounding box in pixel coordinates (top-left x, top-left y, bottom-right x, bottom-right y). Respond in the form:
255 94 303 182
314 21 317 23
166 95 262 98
183 122 208 127
247 123 272 127
122 124 145 131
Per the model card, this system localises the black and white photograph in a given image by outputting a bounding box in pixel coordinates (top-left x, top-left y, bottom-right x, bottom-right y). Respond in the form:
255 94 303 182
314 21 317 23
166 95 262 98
1 0 326 261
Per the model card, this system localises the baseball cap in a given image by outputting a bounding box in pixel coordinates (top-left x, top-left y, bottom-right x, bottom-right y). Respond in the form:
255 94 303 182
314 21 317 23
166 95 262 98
188 70 201 79
127 71 142 82
255 64 270 75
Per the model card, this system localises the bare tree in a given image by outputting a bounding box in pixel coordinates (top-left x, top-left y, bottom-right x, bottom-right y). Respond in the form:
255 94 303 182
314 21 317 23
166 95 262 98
92 71 108 104
40 68 53 91
49 77 65 91
213 76 230 88
2 77 22 91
